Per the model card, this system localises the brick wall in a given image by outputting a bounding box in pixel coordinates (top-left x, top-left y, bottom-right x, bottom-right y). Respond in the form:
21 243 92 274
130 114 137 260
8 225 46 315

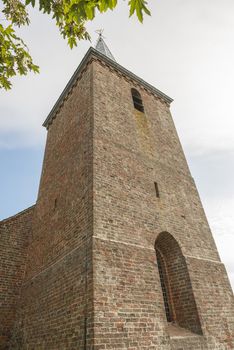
0 206 34 349
92 57 234 349
188 256 234 349
2 51 233 349
9 62 94 349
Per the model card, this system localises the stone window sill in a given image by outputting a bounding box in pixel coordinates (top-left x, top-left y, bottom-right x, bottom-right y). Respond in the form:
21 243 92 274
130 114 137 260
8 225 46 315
166 323 203 339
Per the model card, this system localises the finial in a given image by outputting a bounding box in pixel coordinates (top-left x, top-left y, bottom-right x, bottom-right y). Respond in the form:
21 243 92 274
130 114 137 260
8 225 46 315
95 29 105 38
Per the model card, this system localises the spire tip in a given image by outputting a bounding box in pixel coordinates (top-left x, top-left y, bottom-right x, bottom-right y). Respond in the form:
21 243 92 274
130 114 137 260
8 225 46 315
94 30 116 62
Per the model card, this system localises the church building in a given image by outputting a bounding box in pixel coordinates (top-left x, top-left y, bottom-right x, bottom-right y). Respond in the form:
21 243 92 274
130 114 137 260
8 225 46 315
0 35 233 349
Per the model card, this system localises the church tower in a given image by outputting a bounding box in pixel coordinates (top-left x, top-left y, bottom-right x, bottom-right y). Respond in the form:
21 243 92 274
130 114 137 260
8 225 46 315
1 35 233 349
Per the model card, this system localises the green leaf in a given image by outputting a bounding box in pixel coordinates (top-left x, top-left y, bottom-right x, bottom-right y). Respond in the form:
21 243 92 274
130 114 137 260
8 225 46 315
85 4 95 20
129 0 150 21
129 0 136 17
135 0 143 22
0 0 151 89
5 25 14 35
142 2 151 15
0 24 39 90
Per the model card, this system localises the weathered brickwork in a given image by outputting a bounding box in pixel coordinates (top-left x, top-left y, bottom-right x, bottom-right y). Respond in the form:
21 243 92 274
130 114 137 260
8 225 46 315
92 57 234 349
0 206 34 349
11 63 94 349
0 48 233 349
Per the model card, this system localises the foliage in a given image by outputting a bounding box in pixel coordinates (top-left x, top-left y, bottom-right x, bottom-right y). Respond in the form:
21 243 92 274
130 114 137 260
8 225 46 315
0 0 151 89
0 24 39 89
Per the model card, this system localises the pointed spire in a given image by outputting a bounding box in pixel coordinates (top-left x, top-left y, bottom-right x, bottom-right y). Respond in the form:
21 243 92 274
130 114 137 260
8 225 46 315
95 30 116 62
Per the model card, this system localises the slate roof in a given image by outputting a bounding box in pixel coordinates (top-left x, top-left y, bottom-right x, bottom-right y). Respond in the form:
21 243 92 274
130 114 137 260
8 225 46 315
95 34 116 61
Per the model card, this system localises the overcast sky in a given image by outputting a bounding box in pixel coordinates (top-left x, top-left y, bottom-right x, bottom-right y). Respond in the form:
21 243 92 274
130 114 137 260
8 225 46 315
0 0 233 290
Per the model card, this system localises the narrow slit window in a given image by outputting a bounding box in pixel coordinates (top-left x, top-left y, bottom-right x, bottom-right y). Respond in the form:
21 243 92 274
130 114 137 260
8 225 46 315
154 182 160 198
131 88 144 113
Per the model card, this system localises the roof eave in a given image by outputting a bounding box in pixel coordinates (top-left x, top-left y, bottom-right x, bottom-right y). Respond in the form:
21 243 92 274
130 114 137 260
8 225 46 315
43 47 173 129
42 47 94 128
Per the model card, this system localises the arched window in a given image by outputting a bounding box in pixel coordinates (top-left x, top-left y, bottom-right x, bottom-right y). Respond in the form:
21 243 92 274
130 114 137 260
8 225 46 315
155 232 202 335
131 88 144 113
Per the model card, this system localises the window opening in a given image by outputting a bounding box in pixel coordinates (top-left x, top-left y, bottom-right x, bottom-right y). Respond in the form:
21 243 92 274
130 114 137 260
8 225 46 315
154 182 160 198
156 248 173 322
131 88 144 113
155 232 203 335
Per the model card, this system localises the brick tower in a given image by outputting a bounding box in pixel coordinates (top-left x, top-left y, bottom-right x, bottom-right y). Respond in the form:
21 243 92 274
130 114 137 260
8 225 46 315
0 35 233 350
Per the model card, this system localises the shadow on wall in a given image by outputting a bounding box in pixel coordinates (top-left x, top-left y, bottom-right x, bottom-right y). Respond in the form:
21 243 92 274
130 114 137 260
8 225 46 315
155 231 203 335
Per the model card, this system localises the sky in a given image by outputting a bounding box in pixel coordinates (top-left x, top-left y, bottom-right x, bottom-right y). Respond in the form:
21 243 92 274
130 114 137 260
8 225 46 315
0 0 233 290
